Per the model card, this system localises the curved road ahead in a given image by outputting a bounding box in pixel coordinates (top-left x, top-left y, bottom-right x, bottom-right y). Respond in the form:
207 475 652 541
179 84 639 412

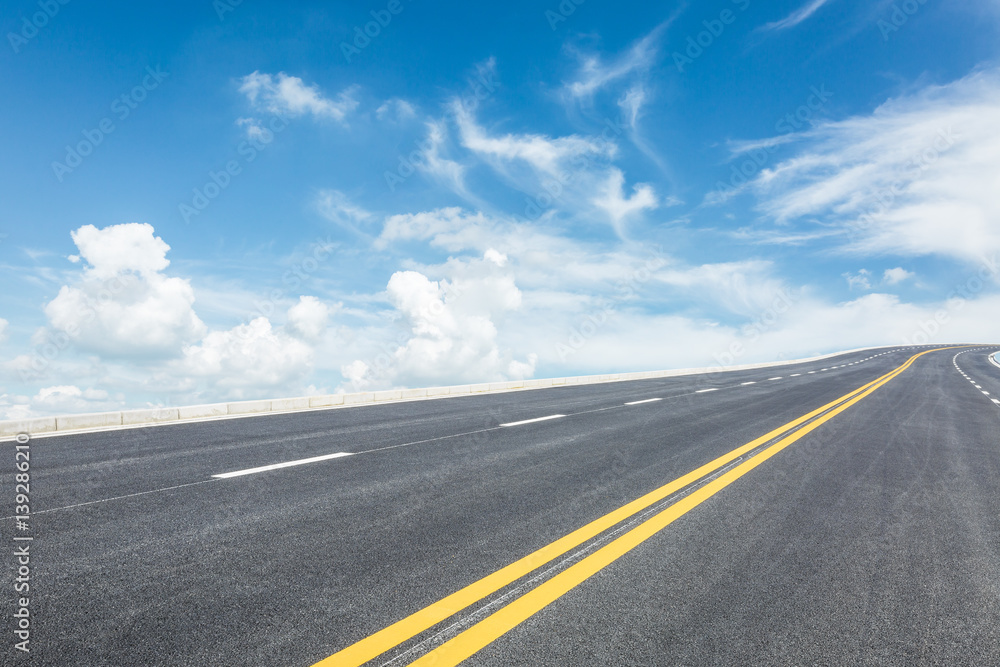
4 345 1000 665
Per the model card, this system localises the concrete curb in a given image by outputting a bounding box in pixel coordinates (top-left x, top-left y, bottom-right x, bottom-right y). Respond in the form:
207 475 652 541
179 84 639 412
0 344 898 439
990 352 1000 371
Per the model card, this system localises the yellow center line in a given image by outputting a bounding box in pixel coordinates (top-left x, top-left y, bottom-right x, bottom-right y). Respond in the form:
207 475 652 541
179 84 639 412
408 348 948 666
312 348 953 667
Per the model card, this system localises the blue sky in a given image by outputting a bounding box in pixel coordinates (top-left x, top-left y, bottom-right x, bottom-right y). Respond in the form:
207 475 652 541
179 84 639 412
2 0 1000 417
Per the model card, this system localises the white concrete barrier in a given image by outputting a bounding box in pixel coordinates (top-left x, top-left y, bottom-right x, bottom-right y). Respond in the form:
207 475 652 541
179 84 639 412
309 395 345 408
178 403 229 420
228 400 271 415
56 412 122 431
0 344 913 438
343 392 375 405
123 408 180 425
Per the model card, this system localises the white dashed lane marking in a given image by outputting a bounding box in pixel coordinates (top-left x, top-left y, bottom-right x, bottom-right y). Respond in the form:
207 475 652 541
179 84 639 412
952 348 1000 412
624 398 662 406
501 415 567 428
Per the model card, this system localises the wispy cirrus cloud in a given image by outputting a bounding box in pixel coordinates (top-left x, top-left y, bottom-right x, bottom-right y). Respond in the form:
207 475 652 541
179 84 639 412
562 17 678 99
453 102 614 176
761 0 835 31
748 67 1000 265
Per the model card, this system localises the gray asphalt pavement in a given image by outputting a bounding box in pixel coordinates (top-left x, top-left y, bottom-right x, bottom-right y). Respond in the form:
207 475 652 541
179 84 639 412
4 345 1000 666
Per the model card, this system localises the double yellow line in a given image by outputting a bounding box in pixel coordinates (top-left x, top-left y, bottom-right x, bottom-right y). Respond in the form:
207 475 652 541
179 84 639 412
314 348 951 667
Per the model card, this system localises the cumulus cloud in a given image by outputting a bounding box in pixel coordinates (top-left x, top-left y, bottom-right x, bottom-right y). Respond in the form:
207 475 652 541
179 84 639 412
385 270 523 384
175 317 313 400
0 318 8 344
68 223 169 278
750 67 1000 265
44 223 206 358
341 252 535 389
286 296 332 341
484 248 508 267
239 71 359 123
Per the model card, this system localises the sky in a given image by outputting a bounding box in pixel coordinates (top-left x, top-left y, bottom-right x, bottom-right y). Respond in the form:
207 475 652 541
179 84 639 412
2 0 1000 418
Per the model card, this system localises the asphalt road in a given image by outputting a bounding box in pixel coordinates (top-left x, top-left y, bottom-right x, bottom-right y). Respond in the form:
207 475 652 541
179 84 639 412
4 344 1000 666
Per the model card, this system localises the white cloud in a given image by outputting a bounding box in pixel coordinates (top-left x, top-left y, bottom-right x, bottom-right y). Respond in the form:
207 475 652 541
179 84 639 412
416 121 471 200
844 269 873 290
286 296 332 341
376 98 416 121
376 207 666 293
761 0 834 31
68 223 170 279
379 208 536 254
750 67 1000 265
0 318 8 344
239 71 359 123
883 267 915 285
20 385 120 417
564 21 672 99
655 260 790 318
236 117 267 141
591 169 658 235
316 190 374 236
484 248 508 267
618 85 646 130
454 102 614 176
341 252 535 390
451 105 653 227
175 317 313 400
340 360 369 386
44 224 206 358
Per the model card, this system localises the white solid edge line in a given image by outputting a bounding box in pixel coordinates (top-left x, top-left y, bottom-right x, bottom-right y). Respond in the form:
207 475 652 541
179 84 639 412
213 452 354 479
624 398 663 406
696 388 718 393
500 414 566 428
